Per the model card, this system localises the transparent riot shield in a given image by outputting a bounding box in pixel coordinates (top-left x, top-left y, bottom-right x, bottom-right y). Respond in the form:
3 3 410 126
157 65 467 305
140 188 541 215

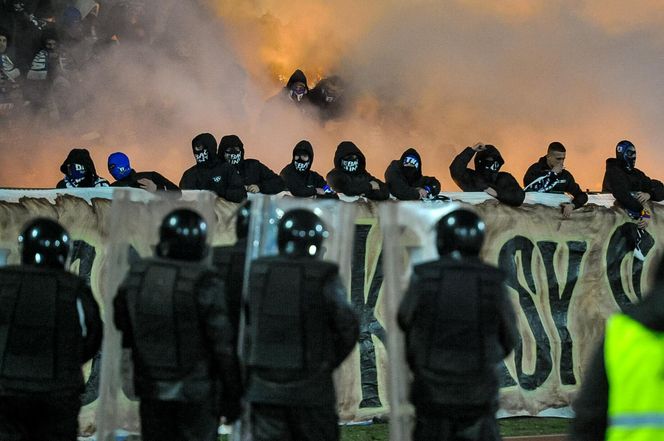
234 194 356 439
96 188 218 441
380 201 466 441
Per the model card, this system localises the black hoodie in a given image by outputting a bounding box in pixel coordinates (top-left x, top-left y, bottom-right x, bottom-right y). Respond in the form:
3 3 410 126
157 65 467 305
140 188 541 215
602 158 664 213
56 148 110 188
449 146 524 207
218 134 285 195
279 140 337 198
523 156 588 208
385 148 441 200
326 141 390 200
179 133 247 202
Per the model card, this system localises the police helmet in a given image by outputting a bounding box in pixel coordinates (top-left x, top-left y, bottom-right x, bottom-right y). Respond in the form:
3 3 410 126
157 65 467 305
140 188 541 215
436 208 485 258
18 218 71 269
157 209 207 261
277 209 328 258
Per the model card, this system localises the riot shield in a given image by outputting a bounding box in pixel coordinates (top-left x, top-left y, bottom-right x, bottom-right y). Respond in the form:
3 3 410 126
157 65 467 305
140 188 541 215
234 194 356 439
380 201 465 441
95 188 218 441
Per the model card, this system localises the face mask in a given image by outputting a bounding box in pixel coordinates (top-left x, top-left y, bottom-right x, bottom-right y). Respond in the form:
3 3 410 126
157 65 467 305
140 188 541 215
289 83 307 102
403 155 420 169
225 148 242 165
341 157 359 172
294 159 310 172
194 149 209 164
109 164 130 180
623 148 636 171
67 163 87 181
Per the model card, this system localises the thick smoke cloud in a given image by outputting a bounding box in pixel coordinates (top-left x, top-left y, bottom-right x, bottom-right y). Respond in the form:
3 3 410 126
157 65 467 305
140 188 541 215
1 0 663 191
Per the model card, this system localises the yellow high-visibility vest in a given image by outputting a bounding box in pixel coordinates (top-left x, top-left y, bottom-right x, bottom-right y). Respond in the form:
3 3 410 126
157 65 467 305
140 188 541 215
605 314 664 441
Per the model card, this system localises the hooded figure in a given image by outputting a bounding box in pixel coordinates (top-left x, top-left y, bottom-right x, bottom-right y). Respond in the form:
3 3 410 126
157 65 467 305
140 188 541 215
179 133 247 202
108 152 180 193
56 148 110 188
385 148 441 200
326 141 390 200
449 144 524 207
602 140 664 216
308 75 346 122
218 134 285 195
279 140 337 198
285 69 309 103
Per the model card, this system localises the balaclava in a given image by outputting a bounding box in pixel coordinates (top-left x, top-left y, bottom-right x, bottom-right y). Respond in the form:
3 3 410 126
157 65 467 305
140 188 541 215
402 153 420 183
219 134 244 166
108 152 132 180
286 69 308 102
191 133 217 167
616 140 636 171
341 154 360 173
292 140 313 173
475 145 504 182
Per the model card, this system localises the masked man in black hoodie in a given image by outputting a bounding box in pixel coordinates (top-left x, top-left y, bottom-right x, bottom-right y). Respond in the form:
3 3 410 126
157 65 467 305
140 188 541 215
326 141 390 200
523 142 588 218
603 140 664 229
449 142 524 207
218 134 285 195
385 148 442 200
280 140 337 198
179 133 247 203
56 148 110 188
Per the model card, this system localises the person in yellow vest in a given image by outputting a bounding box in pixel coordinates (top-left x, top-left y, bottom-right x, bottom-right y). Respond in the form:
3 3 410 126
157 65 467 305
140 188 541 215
570 259 664 440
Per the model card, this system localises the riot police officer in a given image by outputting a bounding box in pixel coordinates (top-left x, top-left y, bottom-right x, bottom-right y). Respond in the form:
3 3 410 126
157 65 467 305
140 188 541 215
0 218 102 441
113 209 242 441
398 208 518 441
245 208 359 441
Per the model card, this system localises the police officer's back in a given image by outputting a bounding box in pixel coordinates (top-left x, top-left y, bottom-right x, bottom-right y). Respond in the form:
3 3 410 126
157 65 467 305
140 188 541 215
245 209 359 441
113 209 242 441
398 208 518 441
0 218 102 441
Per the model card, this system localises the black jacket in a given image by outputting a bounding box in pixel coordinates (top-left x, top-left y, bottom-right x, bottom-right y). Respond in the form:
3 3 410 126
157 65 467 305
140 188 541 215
398 257 518 411
179 159 247 203
56 148 110 188
280 140 337 198
308 77 346 122
570 282 664 441
385 148 441 200
602 158 664 213
523 156 588 208
219 135 285 195
450 146 525 207
326 141 390 200
111 170 180 193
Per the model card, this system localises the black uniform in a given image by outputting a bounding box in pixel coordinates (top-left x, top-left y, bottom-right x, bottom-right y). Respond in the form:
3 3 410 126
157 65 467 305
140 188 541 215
113 257 242 441
523 156 588 208
450 146 525 207
218 134 285 195
326 141 390 200
280 140 337 198
245 256 359 441
56 148 110 188
602 158 664 214
398 257 518 441
385 148 441 200
111 169 180 193
0 265 102 441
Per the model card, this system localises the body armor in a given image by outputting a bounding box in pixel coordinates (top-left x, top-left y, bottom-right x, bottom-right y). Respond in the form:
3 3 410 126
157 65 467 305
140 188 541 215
0 266 86 393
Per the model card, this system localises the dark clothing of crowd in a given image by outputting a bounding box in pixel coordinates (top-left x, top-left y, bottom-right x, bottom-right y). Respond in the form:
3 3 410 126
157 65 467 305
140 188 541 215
326 141 390 200
450 145 525 207
602 157 664 214
56 147 110 188
524 156 588 208
385 148 441 200
280 140 336 199
111 169 179 192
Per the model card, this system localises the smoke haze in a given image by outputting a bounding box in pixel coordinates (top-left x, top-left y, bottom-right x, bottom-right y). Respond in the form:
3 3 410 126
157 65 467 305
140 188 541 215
1 0 663 192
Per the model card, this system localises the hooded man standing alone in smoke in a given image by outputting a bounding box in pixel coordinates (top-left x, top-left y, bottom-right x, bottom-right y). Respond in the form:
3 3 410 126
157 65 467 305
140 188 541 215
450 142 524 207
